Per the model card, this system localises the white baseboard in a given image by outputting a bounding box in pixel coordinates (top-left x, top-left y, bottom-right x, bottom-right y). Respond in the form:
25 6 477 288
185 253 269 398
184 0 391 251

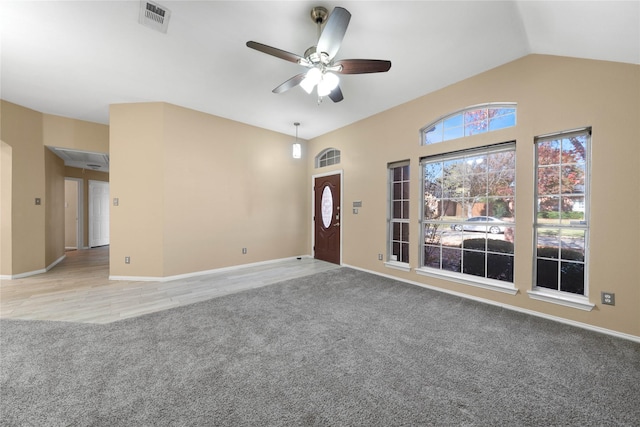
2 268 46 280
343 263 640 344
109 255 312 282
47 254 66 271
1 254 67 280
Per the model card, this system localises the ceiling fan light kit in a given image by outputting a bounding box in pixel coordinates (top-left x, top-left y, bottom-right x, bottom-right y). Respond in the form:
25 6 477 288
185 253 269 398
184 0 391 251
246 6 391 103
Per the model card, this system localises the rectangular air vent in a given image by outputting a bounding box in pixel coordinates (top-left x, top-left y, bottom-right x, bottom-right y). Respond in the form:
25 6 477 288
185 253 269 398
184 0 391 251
138 0 171 34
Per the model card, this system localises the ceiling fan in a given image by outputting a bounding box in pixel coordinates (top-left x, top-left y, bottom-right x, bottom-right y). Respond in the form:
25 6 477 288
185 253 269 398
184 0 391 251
246 6 391 103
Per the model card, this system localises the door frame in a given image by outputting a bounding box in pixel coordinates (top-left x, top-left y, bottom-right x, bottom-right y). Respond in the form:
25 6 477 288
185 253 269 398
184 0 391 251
311 170 343 265
65 177 84 250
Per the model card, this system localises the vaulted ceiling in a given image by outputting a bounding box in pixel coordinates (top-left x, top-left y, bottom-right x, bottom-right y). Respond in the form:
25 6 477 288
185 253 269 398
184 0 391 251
1 1 638 140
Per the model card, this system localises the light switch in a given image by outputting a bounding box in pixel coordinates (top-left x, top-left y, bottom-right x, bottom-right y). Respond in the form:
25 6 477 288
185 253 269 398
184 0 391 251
35 198 41 205
113 198 119 206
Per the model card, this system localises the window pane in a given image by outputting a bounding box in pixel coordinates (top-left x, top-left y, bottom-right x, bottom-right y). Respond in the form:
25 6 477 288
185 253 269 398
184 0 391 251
443 126 464 141
424 223 444 245
442 247 461 272
402 181 410 199
537 228 560 259
403 223 410 241
562 164 585 194
393 201 402 218
393 222 400 240
560 261 585 294
393 182 403 200
536 258 558 290
538 196 560 223
489 111 516 131
424 245 441 268
560 196 585 224
444 114 463 128
393 167 402 181
400 243 409 263
538 140 561 165
425 122 443 144
562 136 587 163
487 198 513 218
538 166 560 195
463 250 485 278
392 242 400 261
560 229 585 261
401 201 410 219
487 253 514 282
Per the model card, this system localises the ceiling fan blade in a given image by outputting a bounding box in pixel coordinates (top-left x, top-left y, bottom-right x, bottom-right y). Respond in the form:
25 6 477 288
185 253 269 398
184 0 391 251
272 73 306 94
335 59 392 74
328 85 344 103
246 41 304 64
316 7 351 60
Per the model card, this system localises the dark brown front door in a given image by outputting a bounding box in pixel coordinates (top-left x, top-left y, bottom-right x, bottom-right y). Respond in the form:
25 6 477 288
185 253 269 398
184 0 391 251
314 174 341 264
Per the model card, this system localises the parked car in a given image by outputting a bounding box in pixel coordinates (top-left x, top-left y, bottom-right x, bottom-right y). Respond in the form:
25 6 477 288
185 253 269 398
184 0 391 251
451 216 505 234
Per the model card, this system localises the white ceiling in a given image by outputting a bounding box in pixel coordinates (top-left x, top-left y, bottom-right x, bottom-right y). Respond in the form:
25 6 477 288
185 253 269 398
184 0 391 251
1 1 638 142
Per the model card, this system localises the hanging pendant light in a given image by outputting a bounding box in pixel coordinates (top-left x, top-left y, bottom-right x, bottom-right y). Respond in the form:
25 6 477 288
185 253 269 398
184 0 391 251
292 122 302 159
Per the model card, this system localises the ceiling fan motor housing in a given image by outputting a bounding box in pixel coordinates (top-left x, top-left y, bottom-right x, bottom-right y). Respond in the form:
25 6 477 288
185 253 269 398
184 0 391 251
310 7 328 24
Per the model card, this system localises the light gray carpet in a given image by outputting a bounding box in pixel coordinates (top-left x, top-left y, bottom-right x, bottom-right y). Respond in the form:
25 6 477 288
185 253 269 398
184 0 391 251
1 268 639 426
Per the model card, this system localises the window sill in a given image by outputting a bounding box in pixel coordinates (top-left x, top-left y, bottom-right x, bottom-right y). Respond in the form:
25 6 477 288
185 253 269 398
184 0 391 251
414 267 518 295
384 261 411 272
527 289 594 311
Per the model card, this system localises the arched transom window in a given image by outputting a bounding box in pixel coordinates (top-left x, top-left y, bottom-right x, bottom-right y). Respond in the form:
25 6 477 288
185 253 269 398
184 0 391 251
316 148 341 168
421 103 517 145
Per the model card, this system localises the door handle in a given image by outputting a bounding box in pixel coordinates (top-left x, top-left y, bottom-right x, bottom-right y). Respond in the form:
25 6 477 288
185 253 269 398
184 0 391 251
334 222 340 227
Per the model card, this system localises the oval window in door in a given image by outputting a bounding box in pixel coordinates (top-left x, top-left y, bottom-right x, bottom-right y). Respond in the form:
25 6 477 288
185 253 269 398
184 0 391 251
321 186 333 229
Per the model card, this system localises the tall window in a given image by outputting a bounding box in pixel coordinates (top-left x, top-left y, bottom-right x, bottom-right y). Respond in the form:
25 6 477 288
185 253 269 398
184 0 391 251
388 161 410 265
421 103 516 145
534 128 590 295
421 143 516 283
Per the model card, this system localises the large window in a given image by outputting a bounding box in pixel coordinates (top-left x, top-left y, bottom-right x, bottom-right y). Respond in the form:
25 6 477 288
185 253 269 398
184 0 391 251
388 161 410 265
421 143 516 283
534 129 590 296
421 103 516 145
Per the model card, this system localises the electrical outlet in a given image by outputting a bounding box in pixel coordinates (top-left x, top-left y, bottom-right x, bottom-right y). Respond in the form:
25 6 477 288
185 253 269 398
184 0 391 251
125 256 130 264
242 248 247 254
113 198 119 206
601 292 615 306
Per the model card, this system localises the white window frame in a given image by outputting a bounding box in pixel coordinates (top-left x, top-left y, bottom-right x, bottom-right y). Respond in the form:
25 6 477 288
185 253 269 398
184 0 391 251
529 127 593 311
420 102 517 145
416 142 517 295
386 161 411 271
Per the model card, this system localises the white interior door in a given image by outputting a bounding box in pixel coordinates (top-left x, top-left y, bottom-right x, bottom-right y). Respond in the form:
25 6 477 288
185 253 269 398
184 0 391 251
89 180 110 247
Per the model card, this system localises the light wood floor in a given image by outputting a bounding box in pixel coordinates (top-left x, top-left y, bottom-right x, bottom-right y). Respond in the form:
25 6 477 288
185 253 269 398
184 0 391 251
0 247 340 324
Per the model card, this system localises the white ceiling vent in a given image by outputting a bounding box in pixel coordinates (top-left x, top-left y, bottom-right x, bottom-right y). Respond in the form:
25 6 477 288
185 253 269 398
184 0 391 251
138 1 171 34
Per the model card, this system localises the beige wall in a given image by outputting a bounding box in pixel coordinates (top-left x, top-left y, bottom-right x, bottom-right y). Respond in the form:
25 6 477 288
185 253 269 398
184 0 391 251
44 148 65 267
64 167 109 248
109 102 309 278
308 54 640 337
43 113 109 153
0 141 12 275
0 101 46 275
0 100 109 276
